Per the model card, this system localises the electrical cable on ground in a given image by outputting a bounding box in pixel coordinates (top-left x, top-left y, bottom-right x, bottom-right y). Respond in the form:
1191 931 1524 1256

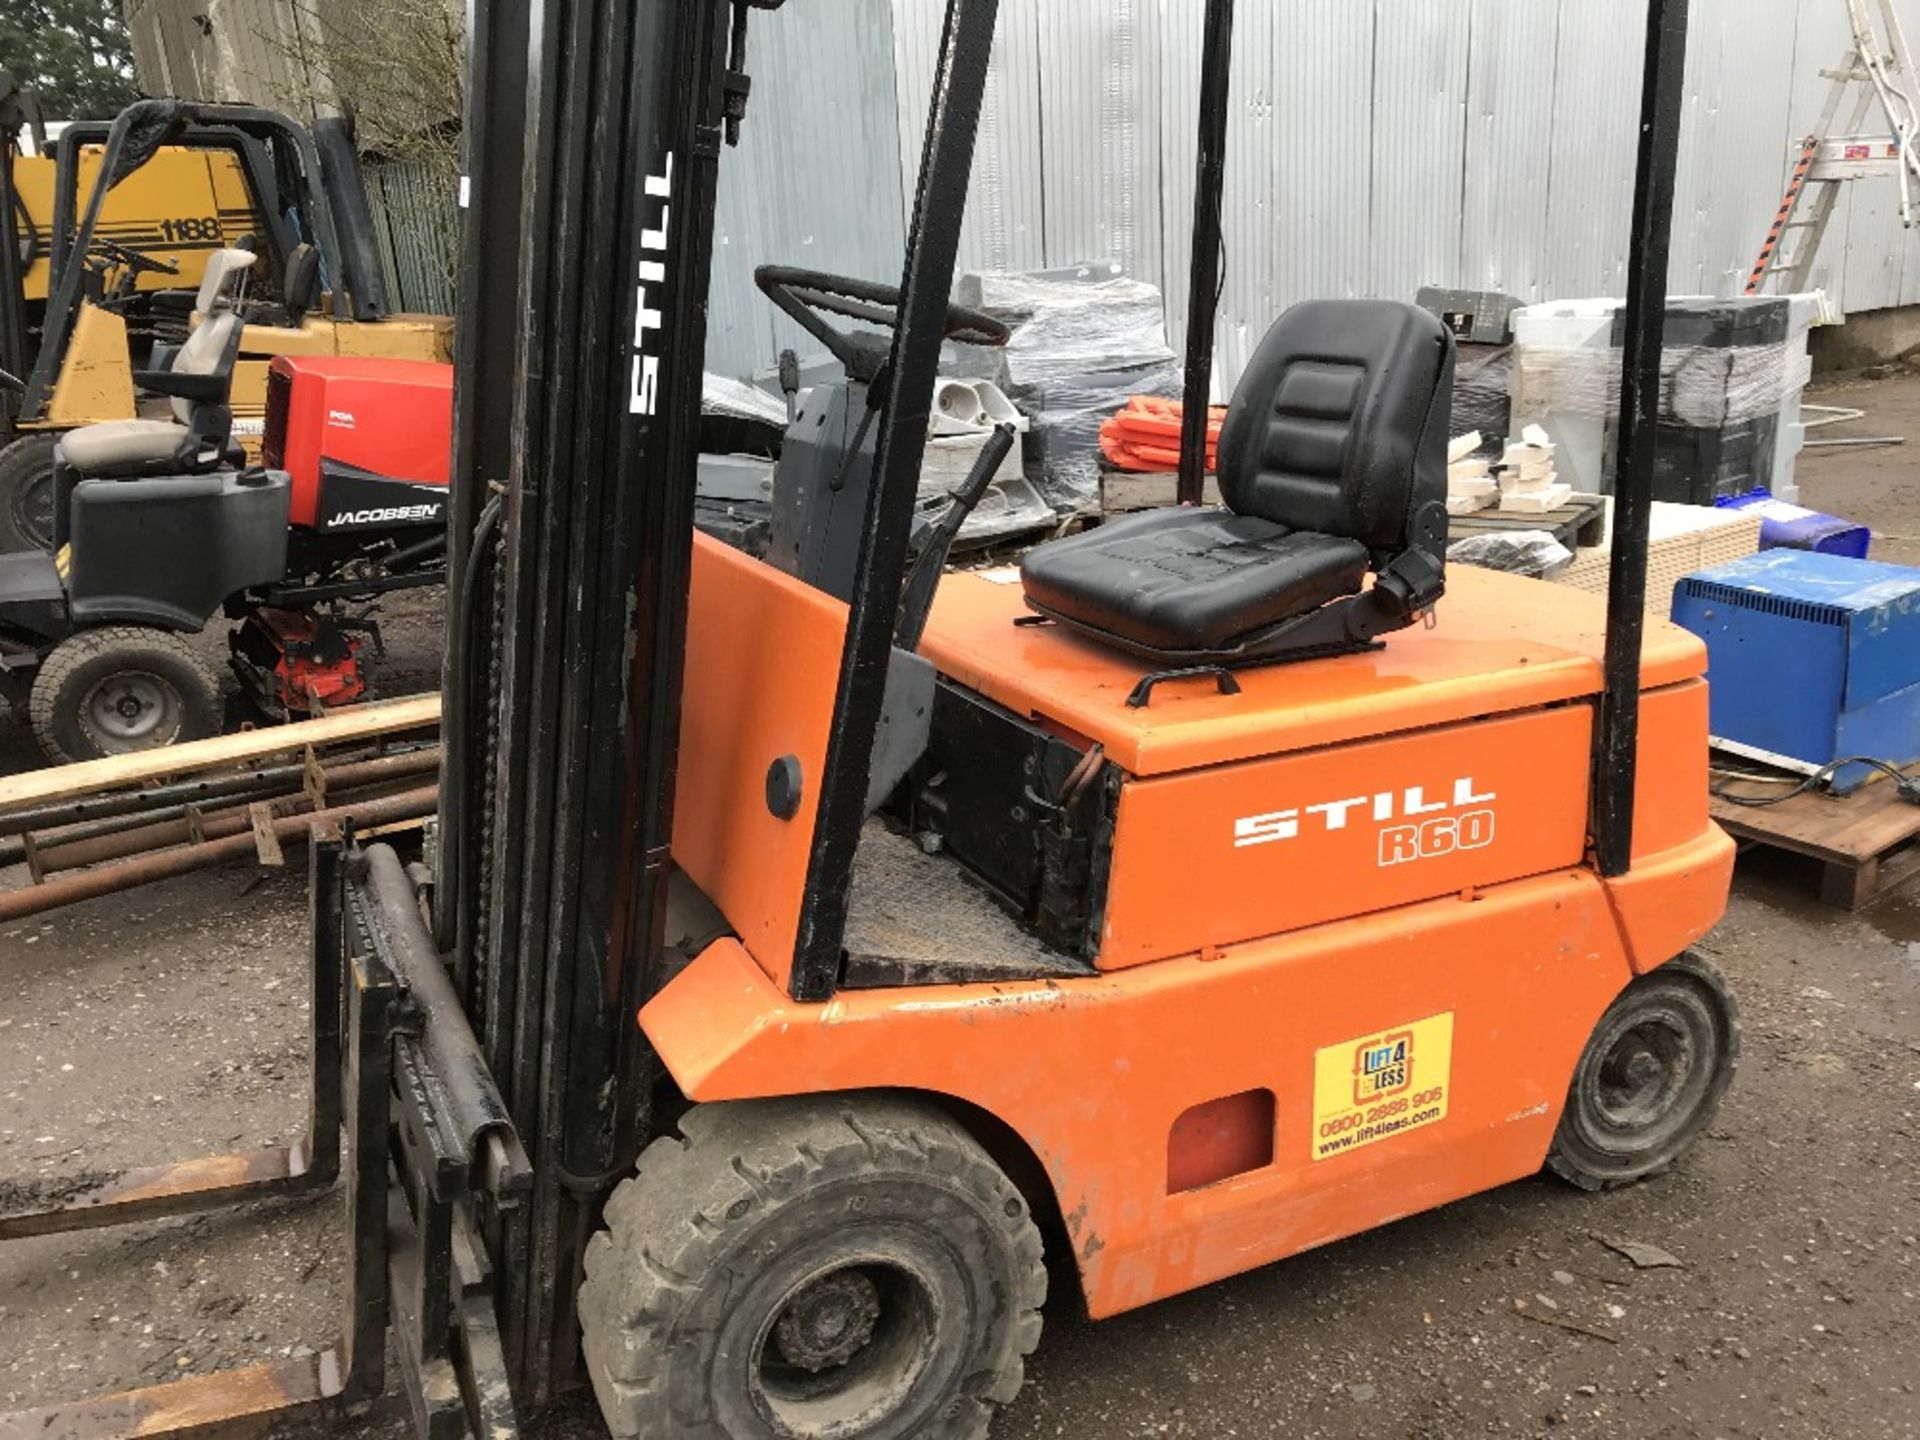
1711 755 1920 807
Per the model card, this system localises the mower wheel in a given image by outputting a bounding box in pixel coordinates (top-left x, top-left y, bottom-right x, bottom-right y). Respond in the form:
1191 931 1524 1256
1547 951 1740 1192
579 1095 1047 1440
0 431 60 554
30 627 224 764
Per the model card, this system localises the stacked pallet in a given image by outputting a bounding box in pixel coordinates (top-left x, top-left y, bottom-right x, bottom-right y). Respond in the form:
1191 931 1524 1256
1446 432 1498 515
1497 425 1571 514
1554 501 1763 614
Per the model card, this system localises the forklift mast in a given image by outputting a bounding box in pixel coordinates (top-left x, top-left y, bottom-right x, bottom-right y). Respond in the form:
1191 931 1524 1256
436 0 1008 1399
435 0 733 1399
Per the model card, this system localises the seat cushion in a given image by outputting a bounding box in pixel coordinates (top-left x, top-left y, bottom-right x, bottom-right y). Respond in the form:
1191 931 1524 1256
1020 507 1369 657
56 419 189 474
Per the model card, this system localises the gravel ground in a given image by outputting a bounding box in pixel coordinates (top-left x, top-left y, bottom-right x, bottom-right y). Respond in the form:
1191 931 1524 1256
1 374 1918 1438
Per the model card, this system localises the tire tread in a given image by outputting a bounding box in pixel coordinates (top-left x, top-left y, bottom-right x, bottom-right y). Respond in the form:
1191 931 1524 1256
28 626 224 764
579 1096 1046 1440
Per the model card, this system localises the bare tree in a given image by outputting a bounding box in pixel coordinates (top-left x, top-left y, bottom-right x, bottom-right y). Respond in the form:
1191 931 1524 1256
272 0 464 304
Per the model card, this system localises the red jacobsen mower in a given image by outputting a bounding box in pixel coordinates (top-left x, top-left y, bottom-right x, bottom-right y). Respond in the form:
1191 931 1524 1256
0 250 451 762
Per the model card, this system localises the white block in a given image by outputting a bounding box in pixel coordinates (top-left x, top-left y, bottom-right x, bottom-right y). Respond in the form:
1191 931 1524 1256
1447 492 1496 515
1499 483 1573 514
1499 466 1558 492
1448 431 1484 463
1449 475 1498 500
1448 459 1492 482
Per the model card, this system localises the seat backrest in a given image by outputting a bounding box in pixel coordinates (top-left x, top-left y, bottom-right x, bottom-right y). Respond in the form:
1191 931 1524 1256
194 247 258 317
1215 299 1454 553
283 243 322 316
165 312 243 424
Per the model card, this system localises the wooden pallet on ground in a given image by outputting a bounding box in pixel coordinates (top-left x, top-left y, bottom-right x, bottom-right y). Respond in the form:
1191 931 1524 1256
1447 492 1609 553
1711 779 1920 910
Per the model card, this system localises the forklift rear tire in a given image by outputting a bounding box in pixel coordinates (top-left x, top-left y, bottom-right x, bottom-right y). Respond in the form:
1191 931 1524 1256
1547 952 1740 1192
29 627 225 764
579 1095 1048 1440
0 431 61 555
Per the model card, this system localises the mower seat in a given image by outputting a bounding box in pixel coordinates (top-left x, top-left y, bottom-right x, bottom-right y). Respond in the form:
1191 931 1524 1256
59 418 208 472
1020 299 1455 666
57 249 256 480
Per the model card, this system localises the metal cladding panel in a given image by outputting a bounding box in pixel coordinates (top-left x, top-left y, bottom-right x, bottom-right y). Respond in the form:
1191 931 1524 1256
1845 180 1908 313
1788 0 1866 309
705 0 909 380
1370 1 1471 303
683 0 1920 386
1157 0 1204 380
895 0 1047 274
1251 4 1375 334
1545 1 1647 299
1161 0 1377 395
1697 0 1799 296
1034 0 1164 284
1459 0 1562 300
1666 0 1801 297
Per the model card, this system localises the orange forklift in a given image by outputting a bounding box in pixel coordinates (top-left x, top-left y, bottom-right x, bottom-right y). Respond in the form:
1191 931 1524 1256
0 0 1733 1437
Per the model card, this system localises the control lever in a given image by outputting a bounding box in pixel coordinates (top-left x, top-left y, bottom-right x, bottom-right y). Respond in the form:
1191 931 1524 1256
778 348 801 422
896 422 1016 651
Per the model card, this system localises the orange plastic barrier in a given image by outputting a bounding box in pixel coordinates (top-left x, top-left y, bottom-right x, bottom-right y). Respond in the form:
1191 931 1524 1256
1099 395 1226 473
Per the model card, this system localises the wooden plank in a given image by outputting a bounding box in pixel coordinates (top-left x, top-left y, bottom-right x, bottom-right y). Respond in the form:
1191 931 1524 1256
0 695 442 814
1101 472 1223 513
249 802 286 868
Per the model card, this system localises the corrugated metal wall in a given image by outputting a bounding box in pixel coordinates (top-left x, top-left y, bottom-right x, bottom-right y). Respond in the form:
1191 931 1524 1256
716 0 1920 383
128 0 1920 381
363 159 458 315
705 0 910 380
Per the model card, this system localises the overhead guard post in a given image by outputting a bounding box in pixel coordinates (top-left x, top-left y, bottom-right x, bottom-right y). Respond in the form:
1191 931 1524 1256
1177 0 1236 508
789 0 1004 1002
1595 0 1692 878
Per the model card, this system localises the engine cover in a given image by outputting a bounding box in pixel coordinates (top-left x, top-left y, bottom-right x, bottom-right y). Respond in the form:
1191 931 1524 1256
264 356 453 533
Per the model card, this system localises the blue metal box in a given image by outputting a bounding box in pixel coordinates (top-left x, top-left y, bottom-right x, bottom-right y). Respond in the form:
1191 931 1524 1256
1671 550 1920 793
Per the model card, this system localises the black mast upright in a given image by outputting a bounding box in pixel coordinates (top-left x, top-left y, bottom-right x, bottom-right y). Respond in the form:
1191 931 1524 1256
437 0 529 975
1177 0 1236 508
443 0 747 1403
1595 0 1691 878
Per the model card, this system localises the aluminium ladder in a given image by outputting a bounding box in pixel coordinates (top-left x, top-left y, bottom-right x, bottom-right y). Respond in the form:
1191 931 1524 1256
1747 0 1920 295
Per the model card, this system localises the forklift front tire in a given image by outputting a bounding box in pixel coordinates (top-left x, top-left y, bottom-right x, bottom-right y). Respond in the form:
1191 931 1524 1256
29 627 224 764
1547 951 1741 1192
0 431 60 555
579 1095 1048 1440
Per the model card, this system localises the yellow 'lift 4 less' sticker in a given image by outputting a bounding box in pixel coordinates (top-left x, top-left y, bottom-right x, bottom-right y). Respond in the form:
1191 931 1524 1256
1311 1012 1454 1161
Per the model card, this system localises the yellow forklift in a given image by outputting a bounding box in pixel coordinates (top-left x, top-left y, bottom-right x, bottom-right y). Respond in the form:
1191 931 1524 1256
0 0 1731 1437
0 75 451 552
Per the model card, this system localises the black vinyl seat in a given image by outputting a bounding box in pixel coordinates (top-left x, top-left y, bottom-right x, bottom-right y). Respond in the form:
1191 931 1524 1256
1021 299 1456 666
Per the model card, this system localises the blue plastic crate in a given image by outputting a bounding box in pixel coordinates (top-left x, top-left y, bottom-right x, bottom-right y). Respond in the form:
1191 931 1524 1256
1671 551 1920 793
1714 490 1872 558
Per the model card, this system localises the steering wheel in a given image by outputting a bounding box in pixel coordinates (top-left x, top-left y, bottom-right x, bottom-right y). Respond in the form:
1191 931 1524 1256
88 237 180 278
755 265 1009 379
